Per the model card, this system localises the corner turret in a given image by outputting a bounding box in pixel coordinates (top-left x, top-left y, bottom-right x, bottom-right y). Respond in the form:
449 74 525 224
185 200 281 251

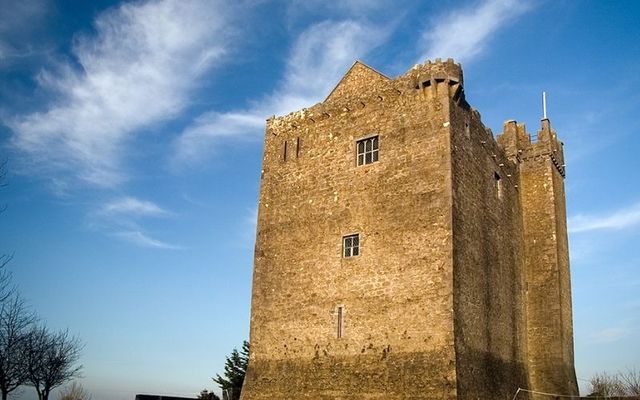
498 117 578 396
401 58 467 107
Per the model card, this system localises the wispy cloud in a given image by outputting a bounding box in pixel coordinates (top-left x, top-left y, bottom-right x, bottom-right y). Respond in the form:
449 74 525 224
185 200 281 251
174 19 391 164
418 0 530 64
114 230 184 250
569 202 640 233
102 196 169 217
589 327 631 344
240 206 258 249
6 0 234 187
0 0 49 66
287 0 394 17
93 196 181 249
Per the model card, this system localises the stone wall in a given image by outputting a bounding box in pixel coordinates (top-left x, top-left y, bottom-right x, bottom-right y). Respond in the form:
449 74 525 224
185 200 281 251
242 61 459 399
449 98 530 399
510 121 579 396
241 59 578 399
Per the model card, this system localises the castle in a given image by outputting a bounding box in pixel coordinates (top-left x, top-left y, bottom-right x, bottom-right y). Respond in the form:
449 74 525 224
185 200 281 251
240 59 578 399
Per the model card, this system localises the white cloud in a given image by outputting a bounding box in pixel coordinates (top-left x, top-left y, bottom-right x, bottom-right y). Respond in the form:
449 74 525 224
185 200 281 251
0 0 49 65
102 196 169 217
7 0 234 187
174 19 390 164
419 0 530 64
589 327 630 344
288 0 392 14
569 202 640 233
241 206 258 248
114 230 184 250
93 196 180 249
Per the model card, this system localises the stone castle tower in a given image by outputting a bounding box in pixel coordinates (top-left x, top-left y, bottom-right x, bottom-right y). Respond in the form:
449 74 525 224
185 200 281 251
241 59 578 399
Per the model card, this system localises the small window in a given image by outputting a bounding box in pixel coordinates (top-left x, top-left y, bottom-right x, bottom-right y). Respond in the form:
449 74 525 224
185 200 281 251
495 172 503 199
283 140 288 161
343 234 360 257
356 136 379 166
336 306 344 338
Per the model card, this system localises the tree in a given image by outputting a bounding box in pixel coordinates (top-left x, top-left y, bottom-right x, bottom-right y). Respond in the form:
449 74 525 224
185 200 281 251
588 371 626 397
213 341 249 400
588 369 640 397
58 382 91 400
0 159 14 304
619 367 640 396
0 294 35 400
197 389 220 400
25 326 83 400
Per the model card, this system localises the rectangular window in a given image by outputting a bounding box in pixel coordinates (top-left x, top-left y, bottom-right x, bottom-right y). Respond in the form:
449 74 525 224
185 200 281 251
343 234 360 257
356 136 379 166
283 140 288 161
336 306 344 338
495 172 503 199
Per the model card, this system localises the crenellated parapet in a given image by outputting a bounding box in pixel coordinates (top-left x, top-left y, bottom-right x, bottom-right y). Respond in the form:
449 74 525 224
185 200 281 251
405 58 464 88
246 57 579 400
268 58 467 136
497 118 566 177
402 58 467 107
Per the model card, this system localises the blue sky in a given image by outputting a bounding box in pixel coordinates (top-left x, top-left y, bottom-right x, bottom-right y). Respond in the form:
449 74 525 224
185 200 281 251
0 0 639 398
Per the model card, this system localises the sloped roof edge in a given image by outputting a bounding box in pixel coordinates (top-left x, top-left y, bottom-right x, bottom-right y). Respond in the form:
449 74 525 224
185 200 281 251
324 60 391 102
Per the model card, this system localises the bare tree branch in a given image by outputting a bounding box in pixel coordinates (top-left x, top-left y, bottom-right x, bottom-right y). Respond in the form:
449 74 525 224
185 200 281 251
58 381 91 400
0 159 7 214
25 326 84 400
0 254 15 304
0 159 13 303
0 294 36 400
619 367 640 396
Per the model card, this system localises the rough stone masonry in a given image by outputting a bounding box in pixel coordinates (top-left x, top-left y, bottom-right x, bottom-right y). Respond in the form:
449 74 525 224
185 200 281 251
240 59 578 399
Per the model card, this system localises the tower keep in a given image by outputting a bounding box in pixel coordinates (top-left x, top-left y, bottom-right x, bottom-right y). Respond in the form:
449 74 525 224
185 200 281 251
241 59 578 399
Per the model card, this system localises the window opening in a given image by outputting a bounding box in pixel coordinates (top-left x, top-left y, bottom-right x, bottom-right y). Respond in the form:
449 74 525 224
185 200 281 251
343 234 360 257
336 306 344 338
296 137 301 158
283 140 288 161
495 172 503 199
356 136 379 166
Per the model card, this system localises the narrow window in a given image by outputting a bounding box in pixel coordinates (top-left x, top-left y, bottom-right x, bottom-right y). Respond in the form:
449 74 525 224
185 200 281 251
495 172 503 199
296 137 301 158
283 140 288 161
336 306 344 338
465 122 470 139
343 234 360 257
356 136 379 166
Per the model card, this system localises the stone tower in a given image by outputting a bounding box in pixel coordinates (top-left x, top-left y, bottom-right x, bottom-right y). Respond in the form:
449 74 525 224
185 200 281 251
497 119 579 396
241 59 578 399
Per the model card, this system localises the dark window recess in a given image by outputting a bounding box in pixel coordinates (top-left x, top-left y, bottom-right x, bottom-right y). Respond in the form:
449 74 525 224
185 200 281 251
336 306 344 338
356 136 379 166
283 140 288 161
296 137 301 158
343 234 360 257
495 172 503 199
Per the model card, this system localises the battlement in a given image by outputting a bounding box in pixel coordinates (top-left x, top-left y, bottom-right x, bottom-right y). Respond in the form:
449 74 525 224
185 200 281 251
497 118 566 177
267 58 467 135
405 58 464 89
244 57 578 400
